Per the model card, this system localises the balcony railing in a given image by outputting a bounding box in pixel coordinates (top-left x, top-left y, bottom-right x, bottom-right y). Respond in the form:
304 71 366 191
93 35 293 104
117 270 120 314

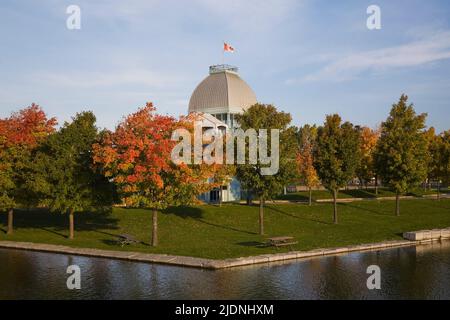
209 64 239 74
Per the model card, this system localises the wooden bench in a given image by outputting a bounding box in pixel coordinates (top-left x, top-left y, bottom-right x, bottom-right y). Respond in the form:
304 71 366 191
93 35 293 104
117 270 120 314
117 234 140 247
267 236 298 248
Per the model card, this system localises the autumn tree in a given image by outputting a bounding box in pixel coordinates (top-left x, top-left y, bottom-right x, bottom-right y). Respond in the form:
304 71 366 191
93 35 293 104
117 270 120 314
31 111 114 239
424 127 439 192
429 130 450 200
296 125 319 205
0 144 15 235
356 126 379 189
374 94 428 215
439 131 450 186
428 130 441 199
93 103 214 246
0 104 56 235
314 114 360 224
235 104 297 235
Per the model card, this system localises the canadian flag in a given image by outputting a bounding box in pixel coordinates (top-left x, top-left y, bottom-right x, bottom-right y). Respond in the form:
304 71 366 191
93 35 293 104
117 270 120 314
223 42 235 53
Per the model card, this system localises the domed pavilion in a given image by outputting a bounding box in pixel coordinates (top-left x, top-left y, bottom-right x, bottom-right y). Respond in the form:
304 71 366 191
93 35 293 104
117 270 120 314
188 65 257 203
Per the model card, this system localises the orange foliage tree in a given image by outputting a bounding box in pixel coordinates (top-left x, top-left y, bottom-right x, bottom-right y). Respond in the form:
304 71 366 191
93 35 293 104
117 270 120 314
0 104 57 234
93 103 215 246
356 126 380 189
296 125 320 205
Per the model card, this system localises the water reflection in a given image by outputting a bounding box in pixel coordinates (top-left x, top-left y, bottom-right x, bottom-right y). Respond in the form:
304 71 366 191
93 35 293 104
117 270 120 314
0 241 449 299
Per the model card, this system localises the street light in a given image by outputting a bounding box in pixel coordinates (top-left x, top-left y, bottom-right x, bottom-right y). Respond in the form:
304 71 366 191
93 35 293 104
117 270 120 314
438 180 442 201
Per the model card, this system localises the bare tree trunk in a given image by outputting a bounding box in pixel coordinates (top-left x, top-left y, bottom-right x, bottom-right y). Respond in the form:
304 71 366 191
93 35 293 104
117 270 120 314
437 181 441 201
219 185 223 207
259 196 264 235
395 193 400 216
308 187 312 206
69 208 74 240
375 175 379 196
246 190 252 206
7 208 13 235
152 209 158 246
333 189 338 224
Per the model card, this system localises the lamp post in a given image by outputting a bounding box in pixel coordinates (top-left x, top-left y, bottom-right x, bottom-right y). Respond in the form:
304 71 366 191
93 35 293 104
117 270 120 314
437 180 442 201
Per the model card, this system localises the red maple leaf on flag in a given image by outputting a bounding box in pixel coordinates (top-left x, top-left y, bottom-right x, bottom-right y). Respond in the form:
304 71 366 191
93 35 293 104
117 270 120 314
223 42 235 52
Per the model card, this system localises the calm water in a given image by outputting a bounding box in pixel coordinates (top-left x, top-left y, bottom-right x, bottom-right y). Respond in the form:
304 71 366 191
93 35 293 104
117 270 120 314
1 241 450 300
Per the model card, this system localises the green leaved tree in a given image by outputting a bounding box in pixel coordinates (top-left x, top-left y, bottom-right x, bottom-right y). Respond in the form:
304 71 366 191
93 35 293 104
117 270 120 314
235 104 297 235
0 104 56 235
314 114 360 224
374 94 428 215
0 149 15 234
31 111 114 239
438 131 450 186
429 130 450 200
423 127 438 191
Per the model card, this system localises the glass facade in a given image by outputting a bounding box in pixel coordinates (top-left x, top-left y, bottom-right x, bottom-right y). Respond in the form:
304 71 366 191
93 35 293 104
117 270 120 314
212 113 238 129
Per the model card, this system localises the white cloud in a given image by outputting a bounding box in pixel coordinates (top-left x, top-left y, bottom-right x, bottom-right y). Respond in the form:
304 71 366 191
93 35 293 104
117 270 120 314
289 30 450 84
194 0 303 31
47 0 160 21
33 69 190 89
55 0 302 32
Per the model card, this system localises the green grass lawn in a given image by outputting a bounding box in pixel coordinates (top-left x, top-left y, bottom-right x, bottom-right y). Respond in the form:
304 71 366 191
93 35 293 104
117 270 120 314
1 198 450 259
276 188 449 202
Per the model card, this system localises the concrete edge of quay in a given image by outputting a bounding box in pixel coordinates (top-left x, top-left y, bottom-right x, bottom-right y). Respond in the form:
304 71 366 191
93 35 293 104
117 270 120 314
1 227 449 270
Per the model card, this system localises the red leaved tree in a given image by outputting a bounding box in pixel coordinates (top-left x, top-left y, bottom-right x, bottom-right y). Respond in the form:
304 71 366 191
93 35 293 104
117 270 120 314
93 103 215 246
0 104 57 234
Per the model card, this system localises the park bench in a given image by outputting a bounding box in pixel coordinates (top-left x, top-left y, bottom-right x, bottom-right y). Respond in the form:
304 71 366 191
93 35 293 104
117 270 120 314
117 234 140 247
267 236 298 249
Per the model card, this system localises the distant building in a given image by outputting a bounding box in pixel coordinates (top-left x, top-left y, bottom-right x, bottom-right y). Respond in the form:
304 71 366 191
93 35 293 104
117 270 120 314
188 64 257 203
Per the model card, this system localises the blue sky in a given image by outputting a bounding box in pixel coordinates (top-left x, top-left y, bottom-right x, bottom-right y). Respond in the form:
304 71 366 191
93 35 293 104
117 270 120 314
1 0 450 131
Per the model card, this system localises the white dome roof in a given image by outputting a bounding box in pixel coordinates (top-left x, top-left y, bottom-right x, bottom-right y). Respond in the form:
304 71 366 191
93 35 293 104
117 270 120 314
188 65 257 114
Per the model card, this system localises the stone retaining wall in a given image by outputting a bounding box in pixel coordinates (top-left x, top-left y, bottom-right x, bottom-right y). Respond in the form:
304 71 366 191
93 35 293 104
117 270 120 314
403 228 450 241
2 230 448 270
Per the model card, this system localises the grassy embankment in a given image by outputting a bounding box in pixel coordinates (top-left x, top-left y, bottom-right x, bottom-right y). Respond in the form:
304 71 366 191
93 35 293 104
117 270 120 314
1 195 450 259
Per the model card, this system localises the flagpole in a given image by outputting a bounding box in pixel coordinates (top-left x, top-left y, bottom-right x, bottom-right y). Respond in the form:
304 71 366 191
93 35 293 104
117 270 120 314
222 40 224 65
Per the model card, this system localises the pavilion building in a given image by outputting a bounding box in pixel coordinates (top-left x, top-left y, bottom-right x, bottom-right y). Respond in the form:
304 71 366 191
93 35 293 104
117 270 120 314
188 64 257 203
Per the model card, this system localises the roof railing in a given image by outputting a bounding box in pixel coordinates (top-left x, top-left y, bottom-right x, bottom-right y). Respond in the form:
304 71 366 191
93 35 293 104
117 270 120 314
209 64 239 74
